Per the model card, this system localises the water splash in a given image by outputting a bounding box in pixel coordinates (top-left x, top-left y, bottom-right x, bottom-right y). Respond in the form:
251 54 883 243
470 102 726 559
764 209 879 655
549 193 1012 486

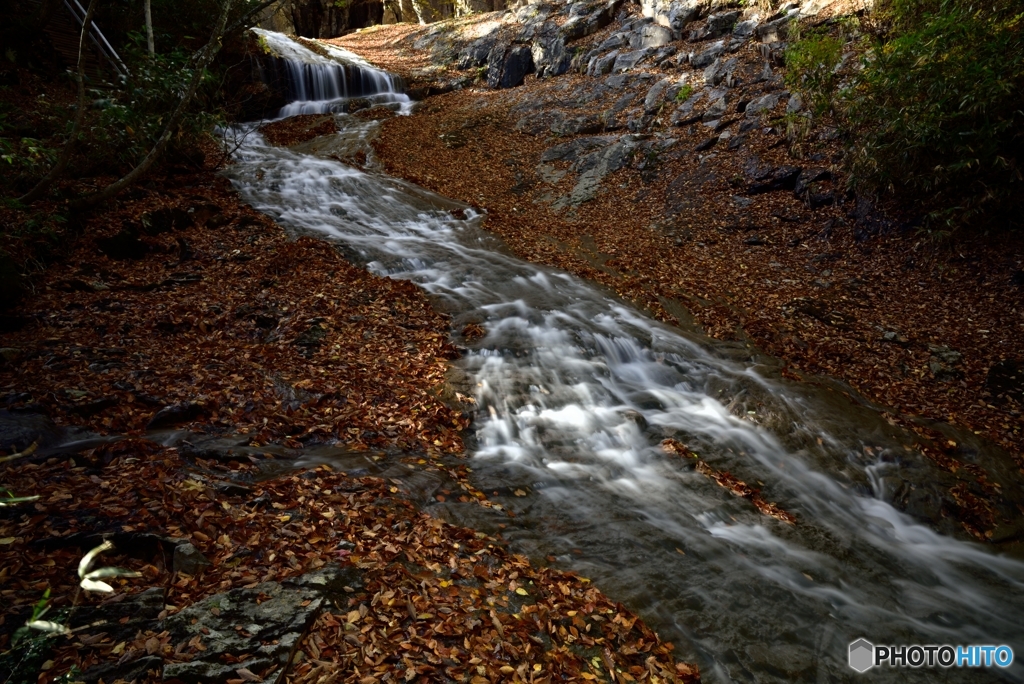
252 28 410 118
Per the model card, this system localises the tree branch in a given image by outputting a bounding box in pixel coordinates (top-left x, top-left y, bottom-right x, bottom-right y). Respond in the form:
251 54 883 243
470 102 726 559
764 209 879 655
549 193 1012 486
18 0 100 206
73 0 236 209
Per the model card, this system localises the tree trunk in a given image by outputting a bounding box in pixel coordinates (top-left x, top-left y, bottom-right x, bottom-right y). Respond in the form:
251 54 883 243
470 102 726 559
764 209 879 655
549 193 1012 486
144 0 155 56
18 0 100 206
73 0 236 210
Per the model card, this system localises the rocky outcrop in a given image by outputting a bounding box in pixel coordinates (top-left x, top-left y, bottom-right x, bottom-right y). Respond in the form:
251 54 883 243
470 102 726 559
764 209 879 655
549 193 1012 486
73 565 361 684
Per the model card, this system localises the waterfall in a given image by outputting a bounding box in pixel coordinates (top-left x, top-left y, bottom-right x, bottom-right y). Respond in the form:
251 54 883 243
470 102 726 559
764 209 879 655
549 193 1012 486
252 28 411 118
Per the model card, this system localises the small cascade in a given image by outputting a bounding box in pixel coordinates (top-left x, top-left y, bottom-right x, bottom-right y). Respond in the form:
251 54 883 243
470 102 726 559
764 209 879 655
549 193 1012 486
252 28 410 118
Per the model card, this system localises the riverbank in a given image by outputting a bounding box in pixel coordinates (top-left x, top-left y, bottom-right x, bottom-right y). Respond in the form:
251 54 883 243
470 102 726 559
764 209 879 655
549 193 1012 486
337 13 1024 542
0 134 699 682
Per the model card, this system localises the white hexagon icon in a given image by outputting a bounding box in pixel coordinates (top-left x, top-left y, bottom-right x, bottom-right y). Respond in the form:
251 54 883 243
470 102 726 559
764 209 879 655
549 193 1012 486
849 639 874 673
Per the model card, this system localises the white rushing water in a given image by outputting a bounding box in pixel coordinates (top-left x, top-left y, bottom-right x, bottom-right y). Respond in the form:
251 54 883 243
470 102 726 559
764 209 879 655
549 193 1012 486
226 33 1024 683
252 29 411 118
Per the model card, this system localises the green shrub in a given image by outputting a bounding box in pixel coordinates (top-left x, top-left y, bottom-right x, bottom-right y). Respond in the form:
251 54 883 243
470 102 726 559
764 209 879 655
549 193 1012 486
845 0 1024 228
84 34 222 174
784 27 843 116
675 83 694 102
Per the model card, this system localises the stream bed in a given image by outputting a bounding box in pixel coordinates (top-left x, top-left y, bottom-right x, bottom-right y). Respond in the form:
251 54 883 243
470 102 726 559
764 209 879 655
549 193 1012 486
227 31 1024 684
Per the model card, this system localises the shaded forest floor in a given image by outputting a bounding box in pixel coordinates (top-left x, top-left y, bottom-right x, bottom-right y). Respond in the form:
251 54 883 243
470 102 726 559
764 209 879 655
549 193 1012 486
0 77 699 683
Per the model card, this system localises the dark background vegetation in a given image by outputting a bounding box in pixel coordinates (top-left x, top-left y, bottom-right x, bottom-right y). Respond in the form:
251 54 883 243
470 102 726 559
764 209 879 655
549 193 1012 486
786 0 1023 232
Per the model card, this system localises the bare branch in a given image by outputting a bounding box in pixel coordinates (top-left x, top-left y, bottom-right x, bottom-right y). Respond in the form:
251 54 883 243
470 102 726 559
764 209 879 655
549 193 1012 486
18 0 100 206
73 0 236 209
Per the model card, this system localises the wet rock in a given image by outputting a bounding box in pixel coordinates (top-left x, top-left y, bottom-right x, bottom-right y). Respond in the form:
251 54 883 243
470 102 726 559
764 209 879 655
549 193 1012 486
587 50 619 76
96 227 148 261
640 0 701 33
163 565 360 684
0 409 63 451
457 35 496 69
691 10 741 41
348 98 373 113
567 136 641 204
516 110 567 135
744 91 782 117
689 40 725 68
644 77 674 114
702 95 727 121
532 34 572 78
631 23 673 49
743 235 766 245
756 12 798 42
613 49 650 73
733 17 760 37
670 88 704 125
746 165 802 195
928 345 963 381
487 44 534 89
147 401 204 430
541 135 618 163
793 167 831 197
903 487 942 524
174 542 212 575
72 587 166 643
704 56 738 86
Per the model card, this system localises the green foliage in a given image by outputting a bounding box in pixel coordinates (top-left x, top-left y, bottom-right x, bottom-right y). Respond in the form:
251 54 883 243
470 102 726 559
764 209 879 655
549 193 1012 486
784 27 843 116
675 83 694 102
844 0 1024 228
81 34 220 172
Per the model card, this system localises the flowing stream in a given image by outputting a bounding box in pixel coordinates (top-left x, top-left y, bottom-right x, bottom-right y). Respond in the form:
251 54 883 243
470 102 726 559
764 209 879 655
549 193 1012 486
229 31 1024 684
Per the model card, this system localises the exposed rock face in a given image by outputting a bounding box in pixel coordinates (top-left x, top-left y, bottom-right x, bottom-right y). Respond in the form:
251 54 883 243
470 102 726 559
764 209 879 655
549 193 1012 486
0 409 63 452
162 565 361 683
487 42 534 88
640 0 702 33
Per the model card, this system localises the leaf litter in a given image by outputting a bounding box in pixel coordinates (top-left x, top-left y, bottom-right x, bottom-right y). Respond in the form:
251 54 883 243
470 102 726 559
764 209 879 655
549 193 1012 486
0 146 701 682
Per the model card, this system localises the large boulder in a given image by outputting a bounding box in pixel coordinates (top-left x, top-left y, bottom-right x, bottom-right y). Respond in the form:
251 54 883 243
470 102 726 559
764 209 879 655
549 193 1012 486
532 34 572 78
639 0 702 33
487 43 535 88
630 23 674 49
